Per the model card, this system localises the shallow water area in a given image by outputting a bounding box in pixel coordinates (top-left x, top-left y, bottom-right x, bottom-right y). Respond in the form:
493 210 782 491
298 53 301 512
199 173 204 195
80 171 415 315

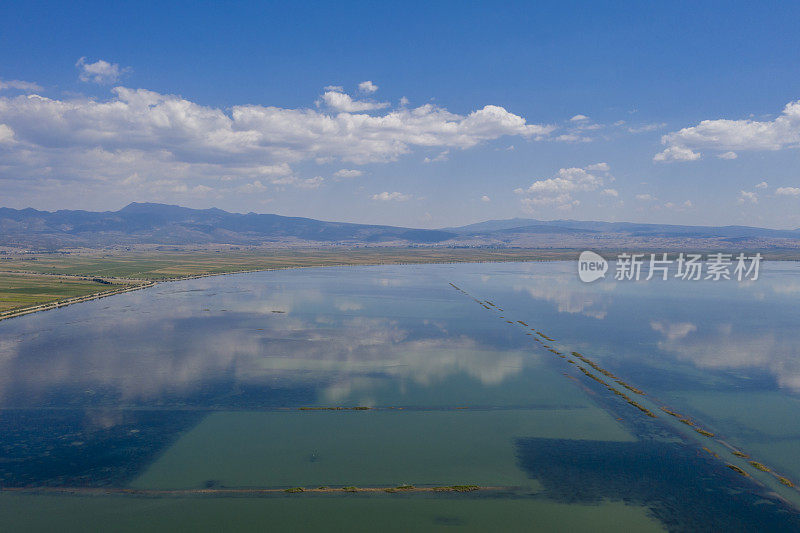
2 262 800 531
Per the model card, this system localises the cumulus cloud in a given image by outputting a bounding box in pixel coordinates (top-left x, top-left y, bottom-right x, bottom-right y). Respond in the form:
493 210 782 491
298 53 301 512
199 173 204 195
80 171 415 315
273 176 324 189
0 79 42 92
358 80 378 94
601 188 618 197
656 99 800 160
372 191 411 201
663 200 693 211
570 114 589 122
480 195 491 202
776 187 800 197
334 168 363 178
653 145 701 162
738 190 758 204
0 124 14 144
755 181 769 189
717 151 738 159
635 193 655 201
514 163 609 210
0 84 553 197
321 89 389 112
586 162 610 172
76 57 128 84
554 133 591 142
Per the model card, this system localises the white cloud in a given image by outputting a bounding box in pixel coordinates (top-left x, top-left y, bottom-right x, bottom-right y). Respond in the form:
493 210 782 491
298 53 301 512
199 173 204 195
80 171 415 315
0 79 42 92
570 114 589 122
399 96 409 106
272 176 324 189
664 200 693 211
776 187 800 197
737 190 758 204
515 163 609 210
555 133 590 142
586 162 609 171
628 122 666 133
238 180 268 193
755 181 769 189
334 168 363 178
423 150 449 163
601 188 618 197
76 57 128 84
0 85 553 196
518 168 604 195
653 145 701 162
635 193 655 201
480 195 491 202
372 191 411 201
324 85 344 92
717 151 738 159
657 99 800 160
321 90 389 112
358 80 378 94
0 124 15 144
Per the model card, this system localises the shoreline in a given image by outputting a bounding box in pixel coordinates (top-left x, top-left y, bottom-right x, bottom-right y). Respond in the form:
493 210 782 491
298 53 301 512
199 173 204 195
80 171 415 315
0 281 156 322
0 256 558 322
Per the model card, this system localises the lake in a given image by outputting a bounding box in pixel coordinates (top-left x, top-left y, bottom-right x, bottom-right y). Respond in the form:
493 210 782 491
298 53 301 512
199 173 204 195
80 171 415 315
2 262 800 531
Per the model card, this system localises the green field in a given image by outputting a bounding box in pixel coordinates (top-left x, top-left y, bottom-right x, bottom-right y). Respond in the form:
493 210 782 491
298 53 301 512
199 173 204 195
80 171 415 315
0 248 575 280
0 274 125 313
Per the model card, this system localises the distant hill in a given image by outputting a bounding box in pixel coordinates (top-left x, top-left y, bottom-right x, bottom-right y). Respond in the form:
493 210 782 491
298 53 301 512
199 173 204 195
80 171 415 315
0 203 456 248
1 203 799 250
446 218 800 239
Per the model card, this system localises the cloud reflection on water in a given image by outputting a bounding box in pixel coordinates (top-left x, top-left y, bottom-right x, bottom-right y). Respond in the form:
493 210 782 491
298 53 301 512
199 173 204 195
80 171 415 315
0 281 527 407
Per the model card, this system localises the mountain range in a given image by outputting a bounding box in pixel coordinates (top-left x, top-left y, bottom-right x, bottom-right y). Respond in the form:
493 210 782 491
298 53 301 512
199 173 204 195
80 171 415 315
2 203 799 250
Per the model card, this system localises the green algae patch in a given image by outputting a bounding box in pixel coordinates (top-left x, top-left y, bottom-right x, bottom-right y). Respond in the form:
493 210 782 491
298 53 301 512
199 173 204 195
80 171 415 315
748 461 771 472
726 464 749 477
449 484 481 492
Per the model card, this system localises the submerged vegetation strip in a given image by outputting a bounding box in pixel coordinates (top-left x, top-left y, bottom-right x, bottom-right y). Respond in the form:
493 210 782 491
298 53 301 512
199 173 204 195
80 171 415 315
659 407 716 437
298 406 372 411
575 365 657 418
2 484 496 497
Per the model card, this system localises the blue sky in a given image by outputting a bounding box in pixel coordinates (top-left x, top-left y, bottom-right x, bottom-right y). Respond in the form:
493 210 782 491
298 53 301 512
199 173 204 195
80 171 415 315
1 1 800 228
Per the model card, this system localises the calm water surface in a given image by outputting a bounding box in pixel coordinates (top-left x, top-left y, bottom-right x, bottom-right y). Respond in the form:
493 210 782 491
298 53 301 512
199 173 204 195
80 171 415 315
1 262 800 531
